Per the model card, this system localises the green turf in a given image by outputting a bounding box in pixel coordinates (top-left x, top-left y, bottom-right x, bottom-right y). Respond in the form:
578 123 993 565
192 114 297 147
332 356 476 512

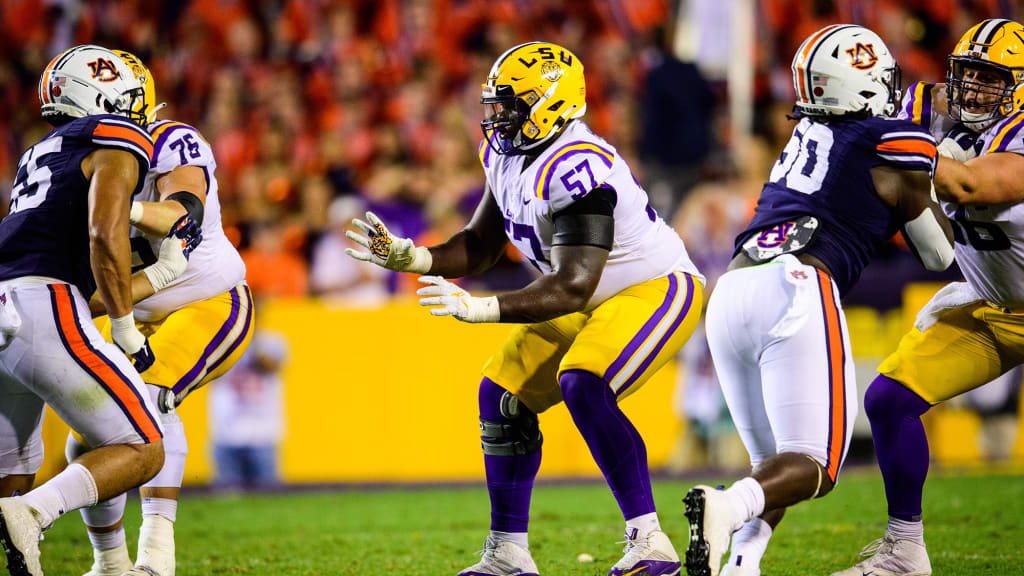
13 469 1024 575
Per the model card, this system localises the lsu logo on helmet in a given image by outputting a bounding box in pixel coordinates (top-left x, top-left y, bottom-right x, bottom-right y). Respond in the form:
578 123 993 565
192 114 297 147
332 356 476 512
113 50 164 126
480 42 586 155
946 19 1024 130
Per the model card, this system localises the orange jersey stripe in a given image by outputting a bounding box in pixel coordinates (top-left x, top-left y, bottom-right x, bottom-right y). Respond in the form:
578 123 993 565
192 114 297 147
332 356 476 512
52 285 161 442
817 270 845 483
877 139 937 158
93 123 154 159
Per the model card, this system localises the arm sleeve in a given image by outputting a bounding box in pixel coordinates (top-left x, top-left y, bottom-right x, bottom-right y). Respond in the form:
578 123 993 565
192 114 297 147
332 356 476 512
87 116 153 195
149 121 216 174
874 120 937 175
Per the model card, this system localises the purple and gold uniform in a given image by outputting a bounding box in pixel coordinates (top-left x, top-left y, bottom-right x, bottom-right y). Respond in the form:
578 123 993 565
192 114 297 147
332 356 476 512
0 115 162 476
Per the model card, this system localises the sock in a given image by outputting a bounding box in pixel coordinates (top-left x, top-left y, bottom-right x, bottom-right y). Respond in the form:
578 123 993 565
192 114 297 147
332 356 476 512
886 516 924 544
490 530 529 550
724 477 766 527
560 370 655 521
141 497 178 523
21 462 98 529
87 526 126 551
89 541 132 573
625 511 661 540
479 378 541 533
81 492 127 534
137 514 175 575
865 375 931 521
726 517 772 571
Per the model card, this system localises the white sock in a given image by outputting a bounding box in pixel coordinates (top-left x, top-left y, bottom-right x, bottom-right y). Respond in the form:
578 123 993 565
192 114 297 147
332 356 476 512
137 514 176 576
81 492 127 533
726 517 772 572
886 517 924 544
87 525 126 550
625 511 661 540
491 530 529 550
724 477 765 527
90 541 132 572
141 497 178 523
21 463 98 529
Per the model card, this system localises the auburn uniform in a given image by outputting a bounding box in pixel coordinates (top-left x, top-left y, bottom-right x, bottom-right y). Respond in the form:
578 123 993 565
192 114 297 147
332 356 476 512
0 115 162 475
478 119 705 413
879 80 1024 403
94 119 252 405
707 114 938 481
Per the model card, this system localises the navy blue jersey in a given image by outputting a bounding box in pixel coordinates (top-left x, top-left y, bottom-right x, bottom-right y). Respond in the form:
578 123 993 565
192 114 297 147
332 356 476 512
735 116 937 295
0 115 153 298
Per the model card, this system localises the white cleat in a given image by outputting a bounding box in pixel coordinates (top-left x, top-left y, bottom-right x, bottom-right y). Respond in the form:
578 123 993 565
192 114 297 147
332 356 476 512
127 515 175 576
456 535 540 576
82 543 133 576
0 497 43 576
830 535 931 576
683 486 738 576
608 529 681 576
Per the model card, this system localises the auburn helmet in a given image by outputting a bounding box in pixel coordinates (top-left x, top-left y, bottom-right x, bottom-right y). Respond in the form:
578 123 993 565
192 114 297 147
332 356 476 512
37 45 147 126
947 19 1024 131
113 49 166 126
481 42 586 155
791 25 900 118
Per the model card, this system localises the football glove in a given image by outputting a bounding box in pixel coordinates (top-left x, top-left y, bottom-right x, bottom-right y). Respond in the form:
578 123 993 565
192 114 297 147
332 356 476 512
345 211 432 273
417 275 500 323
110 313 155 373
937 125 981 163
143 214 202 292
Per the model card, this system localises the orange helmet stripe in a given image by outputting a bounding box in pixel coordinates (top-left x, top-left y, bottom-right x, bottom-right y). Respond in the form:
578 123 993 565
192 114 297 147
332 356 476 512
795 25 844 102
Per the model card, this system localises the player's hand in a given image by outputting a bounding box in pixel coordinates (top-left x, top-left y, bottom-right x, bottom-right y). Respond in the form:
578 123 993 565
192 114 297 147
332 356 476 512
143 215 200 292
345 211 432 273
417 276 500 323
937 125 980 163
110 314 155 373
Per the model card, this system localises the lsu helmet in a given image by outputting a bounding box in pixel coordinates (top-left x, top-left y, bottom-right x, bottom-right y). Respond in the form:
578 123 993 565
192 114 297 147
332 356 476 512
946 19 1024 131
481 42 586 155
791 25 900 118
113 49 166 126
38 45 147 126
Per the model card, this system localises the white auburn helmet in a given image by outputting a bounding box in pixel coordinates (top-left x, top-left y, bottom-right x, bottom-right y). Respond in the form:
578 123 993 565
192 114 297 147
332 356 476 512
792 24 901 118
38 45 147 125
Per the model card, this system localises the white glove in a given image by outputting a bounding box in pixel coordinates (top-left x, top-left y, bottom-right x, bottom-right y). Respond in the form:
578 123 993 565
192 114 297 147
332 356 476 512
417 276 500 323
937 126 980 163
345 211 432 273
143 236 189 292
110 313 155 373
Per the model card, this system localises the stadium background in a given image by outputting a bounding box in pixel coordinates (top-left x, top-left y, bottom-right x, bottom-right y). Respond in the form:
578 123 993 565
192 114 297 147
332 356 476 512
1 0 1023 487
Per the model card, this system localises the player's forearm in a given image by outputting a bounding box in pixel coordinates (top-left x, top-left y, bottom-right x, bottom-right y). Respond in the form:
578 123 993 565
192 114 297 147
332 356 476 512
934 157 982 204
426 228 505 278
90 232 134 319
88 271 157 317
495 273 593 323
131 200 187 237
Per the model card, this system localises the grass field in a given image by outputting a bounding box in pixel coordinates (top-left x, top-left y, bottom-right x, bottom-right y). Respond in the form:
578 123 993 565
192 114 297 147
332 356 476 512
15 468 1024 575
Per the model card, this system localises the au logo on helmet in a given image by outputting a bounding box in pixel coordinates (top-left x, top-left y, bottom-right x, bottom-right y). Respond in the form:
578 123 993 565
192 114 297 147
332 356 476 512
87 58 121 82
846 43 878 70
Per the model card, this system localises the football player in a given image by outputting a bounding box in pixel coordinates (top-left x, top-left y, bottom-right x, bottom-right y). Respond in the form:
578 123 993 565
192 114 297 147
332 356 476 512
347 42 705 576
0 45 186 576
681 25 955 576
64 50 253 576
834 19 1024 576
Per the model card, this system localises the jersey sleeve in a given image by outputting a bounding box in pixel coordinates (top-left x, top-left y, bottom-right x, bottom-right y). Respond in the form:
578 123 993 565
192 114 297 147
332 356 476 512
533 139 616 213
86 116 153 172
872 119 937 174
149 121 216 175
981 110 1024 155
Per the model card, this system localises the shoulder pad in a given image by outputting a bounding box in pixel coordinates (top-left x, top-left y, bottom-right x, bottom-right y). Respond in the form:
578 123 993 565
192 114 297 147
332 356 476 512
533 139 616 212
86 115 154 170
982 111 1024 155
150 121 215 172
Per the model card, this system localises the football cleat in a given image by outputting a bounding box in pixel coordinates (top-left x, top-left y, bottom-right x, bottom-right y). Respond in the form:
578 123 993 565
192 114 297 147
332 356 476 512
607 528 680 576
457 535 539 576
720 562 759 576
0 497 44 576
683 486 737 576
82 542 132 576
830 535 931 576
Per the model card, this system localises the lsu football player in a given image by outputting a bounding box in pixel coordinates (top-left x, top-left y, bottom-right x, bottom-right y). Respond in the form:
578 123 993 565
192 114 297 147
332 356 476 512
681 25 955 576
347 42 705 576
65 51 252 576
833 19 1024 576
0 45 188 576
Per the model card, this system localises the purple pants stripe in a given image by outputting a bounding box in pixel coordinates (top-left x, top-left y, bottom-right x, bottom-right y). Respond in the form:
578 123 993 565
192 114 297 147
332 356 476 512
603 273 680 384
172 287 242 395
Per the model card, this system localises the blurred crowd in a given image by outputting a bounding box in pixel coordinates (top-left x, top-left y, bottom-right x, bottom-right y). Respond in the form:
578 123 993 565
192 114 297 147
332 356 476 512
0 0 1019 306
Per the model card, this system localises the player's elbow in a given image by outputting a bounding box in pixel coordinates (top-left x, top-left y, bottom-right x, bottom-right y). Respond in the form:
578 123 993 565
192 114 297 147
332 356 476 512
556 277 596 313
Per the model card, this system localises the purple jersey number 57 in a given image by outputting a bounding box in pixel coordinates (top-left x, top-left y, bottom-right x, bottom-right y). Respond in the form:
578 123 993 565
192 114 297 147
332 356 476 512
561 158 597 200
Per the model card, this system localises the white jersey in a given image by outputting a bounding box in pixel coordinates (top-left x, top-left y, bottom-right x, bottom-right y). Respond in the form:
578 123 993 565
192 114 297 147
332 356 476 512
899 82 1024 307
479 120 703 308
132 120 246 322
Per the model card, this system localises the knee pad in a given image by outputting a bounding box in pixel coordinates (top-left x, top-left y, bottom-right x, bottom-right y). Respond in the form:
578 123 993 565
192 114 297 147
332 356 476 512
865 375 931 424
143 408 188 489
478 378 542 457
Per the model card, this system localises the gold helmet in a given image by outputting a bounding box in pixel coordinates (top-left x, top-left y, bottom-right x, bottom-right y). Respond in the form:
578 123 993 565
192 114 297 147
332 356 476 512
946 19 1024 130
112 49 165 126
481 42 586 155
